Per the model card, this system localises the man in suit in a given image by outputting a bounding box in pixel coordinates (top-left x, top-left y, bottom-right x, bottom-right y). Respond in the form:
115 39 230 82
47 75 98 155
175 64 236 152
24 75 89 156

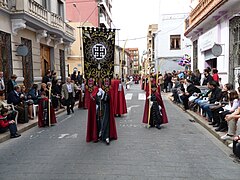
7 85 26 123
61 77 79 115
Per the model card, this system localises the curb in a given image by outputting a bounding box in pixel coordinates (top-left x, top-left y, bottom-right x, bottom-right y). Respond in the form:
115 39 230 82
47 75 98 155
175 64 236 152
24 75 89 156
168 96 232 147
0 102 79 144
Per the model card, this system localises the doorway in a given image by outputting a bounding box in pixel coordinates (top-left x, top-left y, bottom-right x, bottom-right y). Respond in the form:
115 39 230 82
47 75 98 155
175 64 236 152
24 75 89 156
40 45 51 77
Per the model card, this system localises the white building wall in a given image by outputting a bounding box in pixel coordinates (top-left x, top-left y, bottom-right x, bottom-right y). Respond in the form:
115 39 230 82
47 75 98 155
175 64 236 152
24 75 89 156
197 20 230 85
156 15 192 58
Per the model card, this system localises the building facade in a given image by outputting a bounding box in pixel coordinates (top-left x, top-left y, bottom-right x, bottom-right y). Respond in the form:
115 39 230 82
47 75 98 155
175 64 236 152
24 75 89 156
185 0 240 87
154 13 191 74
115 45 132 79
125 48 139 74
0 0 75 90
66 0 113 75
145 24 158 74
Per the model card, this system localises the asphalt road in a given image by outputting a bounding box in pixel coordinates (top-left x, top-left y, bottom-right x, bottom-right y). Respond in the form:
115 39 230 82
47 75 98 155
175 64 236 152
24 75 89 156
0 84 240 180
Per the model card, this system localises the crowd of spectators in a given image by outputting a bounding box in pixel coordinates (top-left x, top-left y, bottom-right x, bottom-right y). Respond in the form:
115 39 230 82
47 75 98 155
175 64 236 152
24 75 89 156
0 70 84 138
167 68 240 161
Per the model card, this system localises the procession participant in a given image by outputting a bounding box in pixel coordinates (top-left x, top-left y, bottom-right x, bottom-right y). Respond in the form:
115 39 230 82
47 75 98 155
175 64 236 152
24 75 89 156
142 77 168 129
111 77 127 117
61 77 79 115
38 91 56 127
86 83 117 145
83 78 94 109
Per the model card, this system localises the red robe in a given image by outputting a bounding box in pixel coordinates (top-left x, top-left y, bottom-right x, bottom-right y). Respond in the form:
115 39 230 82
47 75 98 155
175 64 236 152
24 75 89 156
83 89 90 109
86 86 117 142
38 97 57 127
142 84 168 124
111 79 127 115
78 89 84 108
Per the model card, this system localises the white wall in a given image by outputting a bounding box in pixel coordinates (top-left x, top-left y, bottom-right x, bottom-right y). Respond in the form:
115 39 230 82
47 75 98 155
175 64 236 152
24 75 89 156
155 14 191 59
197 21 229 85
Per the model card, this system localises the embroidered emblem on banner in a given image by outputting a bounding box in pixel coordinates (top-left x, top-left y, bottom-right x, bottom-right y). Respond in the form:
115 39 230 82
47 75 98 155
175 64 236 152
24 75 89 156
92 44 106 60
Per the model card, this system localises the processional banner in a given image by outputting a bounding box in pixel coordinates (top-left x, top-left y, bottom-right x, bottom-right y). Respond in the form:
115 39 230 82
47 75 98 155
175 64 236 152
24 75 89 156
82 27 115 92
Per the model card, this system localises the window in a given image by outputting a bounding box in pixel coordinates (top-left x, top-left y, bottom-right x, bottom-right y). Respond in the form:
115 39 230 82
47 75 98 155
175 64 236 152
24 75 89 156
57 0 64 17
170 35 181 50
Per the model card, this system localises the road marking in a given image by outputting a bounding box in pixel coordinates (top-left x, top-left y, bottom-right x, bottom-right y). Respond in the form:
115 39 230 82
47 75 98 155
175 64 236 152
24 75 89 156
138 93 146 100
66 133 78 139
58 134 69 139
125 93 133 100
127 105 140 112
37 130 45 134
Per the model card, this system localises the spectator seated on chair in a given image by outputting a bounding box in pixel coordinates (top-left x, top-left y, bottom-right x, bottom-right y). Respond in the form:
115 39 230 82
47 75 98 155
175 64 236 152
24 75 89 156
7 85 26 123
200 81 222 122
20 85 34 120
0 107 21 138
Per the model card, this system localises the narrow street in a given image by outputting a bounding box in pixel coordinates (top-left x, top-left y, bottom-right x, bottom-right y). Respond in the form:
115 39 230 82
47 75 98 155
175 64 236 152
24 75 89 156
0 84 239 180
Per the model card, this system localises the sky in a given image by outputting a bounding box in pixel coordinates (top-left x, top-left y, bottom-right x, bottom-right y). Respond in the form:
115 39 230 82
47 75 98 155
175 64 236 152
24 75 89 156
111 0 191 55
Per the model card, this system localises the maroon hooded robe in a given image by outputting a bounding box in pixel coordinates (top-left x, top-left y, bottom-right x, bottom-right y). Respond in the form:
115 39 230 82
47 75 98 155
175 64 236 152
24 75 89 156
86 86 117 142
38 97 57 127
142 83 168 124
111 79 127 115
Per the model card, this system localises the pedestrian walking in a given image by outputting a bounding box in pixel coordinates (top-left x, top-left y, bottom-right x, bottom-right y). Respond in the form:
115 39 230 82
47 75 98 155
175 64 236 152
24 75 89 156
61 77 79 115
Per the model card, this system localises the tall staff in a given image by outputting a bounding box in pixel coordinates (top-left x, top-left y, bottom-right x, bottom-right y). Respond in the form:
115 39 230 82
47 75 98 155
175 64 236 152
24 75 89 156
147 75 151 128
48 84 52 127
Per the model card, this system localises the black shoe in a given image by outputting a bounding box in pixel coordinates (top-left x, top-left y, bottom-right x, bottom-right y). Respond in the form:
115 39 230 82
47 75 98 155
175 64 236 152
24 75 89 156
213 124 219 127
71 109 74 113
215 127 222 132
219 127 228 132
209 122 216 126
67 112 70 115
10 134 21 138
156 125 161 129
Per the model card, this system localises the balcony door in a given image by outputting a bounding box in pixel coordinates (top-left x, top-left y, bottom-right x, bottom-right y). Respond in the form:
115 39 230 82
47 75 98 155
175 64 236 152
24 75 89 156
40 45 51 77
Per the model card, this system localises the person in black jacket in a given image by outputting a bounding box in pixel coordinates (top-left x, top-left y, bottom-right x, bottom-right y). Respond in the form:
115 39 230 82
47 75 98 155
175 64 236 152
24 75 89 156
6 74 17 97
201 81 222 122
180 79 201 110
202 68 213 86
7 85 26 123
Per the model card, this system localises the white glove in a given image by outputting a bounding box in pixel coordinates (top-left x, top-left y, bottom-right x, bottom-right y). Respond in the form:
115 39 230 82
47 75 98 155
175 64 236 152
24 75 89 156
150 101 153 107
97 91 102 96
147 96 151 99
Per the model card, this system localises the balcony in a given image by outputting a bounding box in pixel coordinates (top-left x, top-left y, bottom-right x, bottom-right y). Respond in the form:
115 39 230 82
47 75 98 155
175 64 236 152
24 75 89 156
1 0 75 42
185 0 227 36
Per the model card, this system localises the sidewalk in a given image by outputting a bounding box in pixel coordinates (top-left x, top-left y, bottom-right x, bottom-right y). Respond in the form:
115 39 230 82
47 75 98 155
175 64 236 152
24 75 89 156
0 103 78 143
167 94 232 147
